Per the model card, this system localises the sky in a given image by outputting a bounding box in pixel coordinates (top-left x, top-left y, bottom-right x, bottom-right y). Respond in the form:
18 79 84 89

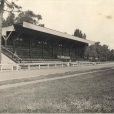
4 0 114 49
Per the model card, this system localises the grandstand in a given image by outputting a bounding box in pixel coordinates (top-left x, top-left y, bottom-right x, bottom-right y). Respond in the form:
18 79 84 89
1 21 95 63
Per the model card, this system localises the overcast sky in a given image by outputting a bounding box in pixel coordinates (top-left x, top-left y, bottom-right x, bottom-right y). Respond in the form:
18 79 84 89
5 0 114 49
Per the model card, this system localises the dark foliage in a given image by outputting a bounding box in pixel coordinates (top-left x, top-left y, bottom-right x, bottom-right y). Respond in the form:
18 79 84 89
84 42 114 61
74 29 86 39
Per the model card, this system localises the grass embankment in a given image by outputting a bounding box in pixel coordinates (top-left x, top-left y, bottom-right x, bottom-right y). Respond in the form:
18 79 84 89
0 68 114 113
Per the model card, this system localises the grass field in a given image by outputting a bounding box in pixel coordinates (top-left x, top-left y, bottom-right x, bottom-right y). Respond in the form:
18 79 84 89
0 69 114 113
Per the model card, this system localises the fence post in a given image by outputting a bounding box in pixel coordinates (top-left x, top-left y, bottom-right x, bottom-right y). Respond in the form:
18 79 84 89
67 62 69 67
16 64 18 71
0 65 2 72
48 64 49 69
62 63 63 67
28 64 30 70
39 65 40 69
11 65 13 71
73 64 74 67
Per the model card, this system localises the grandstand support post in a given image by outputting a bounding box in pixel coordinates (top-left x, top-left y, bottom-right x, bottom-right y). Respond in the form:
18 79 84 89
53 39 62 50
13 40 16 53
52 42 54 57
69 42 76 58
12 33 22 53
3 31 13 48
62 40 71 55
63 40 71 48
31 36 36 42
29 38 32 58
4 39 7 48
77 44 82 58
3 36 8 48
29 36 36 59
42 41 43 58
62 44 63 55
69 45 71 56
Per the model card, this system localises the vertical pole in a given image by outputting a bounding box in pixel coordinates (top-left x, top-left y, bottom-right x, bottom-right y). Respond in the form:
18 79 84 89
16 64 18 71
52 42 53 57
69 46 70 56
62 44 63 55
47 63 49 69
39 64 40 69
4 39 7 48
29 38 31 59
12 65 13 71
0 1 4 63
13 39 16 53
42 41 43 58
28 64 30 70
0 65 2 71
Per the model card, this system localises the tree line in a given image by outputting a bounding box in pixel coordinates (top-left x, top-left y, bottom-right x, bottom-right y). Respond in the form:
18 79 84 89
2 10 44 27
74 29 86 39
84 42 114 62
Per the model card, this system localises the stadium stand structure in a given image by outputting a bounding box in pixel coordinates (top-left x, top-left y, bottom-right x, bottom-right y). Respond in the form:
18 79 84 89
1 22 95 63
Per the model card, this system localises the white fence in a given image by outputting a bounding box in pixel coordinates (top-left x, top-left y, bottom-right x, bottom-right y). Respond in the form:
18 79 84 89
19 62 67 70
70 61 114 67
0 61 114 71
0 64 19 72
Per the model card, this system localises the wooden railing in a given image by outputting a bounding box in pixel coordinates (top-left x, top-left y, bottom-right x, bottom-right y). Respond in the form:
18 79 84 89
0 64 20 71
19 62 67 70
0 61 114 72
19 61 114 70
1 45 22 63
70 61 114 66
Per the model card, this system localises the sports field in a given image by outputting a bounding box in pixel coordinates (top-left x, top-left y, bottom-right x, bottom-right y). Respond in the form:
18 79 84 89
0 67 114 113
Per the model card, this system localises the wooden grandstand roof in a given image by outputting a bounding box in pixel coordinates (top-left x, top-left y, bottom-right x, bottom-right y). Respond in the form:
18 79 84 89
2 21 95 44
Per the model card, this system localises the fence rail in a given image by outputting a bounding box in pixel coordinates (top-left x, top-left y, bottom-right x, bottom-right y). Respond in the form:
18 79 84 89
0 61 114 72
0 64 19 71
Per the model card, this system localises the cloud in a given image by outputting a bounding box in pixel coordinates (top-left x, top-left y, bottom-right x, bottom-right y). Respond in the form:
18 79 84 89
98 13 102 15
106 15 112 19
98 13 112 20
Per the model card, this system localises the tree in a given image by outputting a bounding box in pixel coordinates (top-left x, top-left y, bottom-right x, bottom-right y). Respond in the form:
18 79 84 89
83 33 86 39
84 42 113 62
74 29 80 37
110 49 114 61
2 10 44 27
15 10 42 25
79 31 82 38
3 12 15 26
0 0 21 63
74 29 86 39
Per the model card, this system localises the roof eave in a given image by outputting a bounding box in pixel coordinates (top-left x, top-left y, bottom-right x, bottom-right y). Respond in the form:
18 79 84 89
22 21 95 44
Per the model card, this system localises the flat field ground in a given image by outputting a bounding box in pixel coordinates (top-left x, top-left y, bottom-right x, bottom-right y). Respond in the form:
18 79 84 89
0 68 114 113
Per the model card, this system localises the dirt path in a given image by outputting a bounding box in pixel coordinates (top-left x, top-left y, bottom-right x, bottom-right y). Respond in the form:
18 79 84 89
0 63 114 82
0 68 112 90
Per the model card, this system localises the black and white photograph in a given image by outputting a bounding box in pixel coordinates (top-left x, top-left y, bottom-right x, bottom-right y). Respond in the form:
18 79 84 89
0 0 114 113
